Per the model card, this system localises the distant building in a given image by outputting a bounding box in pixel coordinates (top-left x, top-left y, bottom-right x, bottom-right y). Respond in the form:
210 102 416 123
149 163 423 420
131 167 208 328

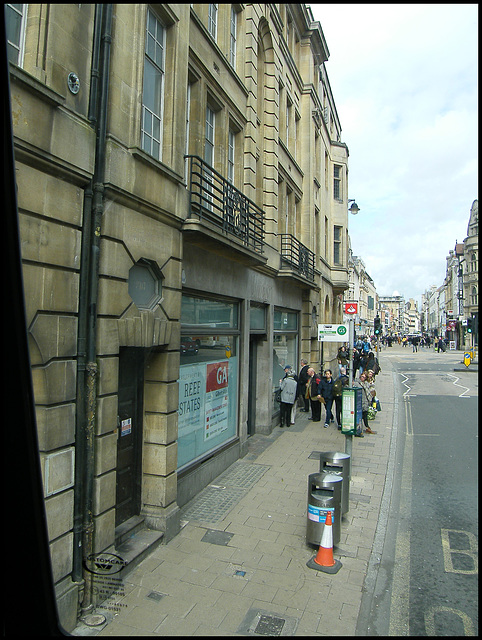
462 200 478 347
404 298 420 334
378 295 405 335
424 199 478 347
345 246 378 336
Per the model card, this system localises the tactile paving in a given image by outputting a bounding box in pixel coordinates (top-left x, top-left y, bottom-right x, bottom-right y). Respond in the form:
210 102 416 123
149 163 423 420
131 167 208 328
180 462 270 524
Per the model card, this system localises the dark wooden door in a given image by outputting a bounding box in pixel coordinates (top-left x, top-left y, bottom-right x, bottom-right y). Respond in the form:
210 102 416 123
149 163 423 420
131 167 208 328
115 348 144 526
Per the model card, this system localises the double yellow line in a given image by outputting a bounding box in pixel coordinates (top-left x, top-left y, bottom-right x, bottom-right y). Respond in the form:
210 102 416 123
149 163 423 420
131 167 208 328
388 395 413 635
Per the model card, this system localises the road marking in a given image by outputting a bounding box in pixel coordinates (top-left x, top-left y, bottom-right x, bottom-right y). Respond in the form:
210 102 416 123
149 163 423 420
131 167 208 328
441 529 478 574
389 395 413 636
399 372 473 398
424 606 475 636
404 397 413 435
445 374 471 398
400 373 412 398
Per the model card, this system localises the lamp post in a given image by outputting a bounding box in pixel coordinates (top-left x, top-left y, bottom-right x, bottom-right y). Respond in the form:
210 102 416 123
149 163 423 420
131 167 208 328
345 199 360 460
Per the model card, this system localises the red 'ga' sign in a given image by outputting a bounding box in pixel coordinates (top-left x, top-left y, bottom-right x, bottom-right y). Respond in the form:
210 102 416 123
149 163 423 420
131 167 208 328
206 361 229 392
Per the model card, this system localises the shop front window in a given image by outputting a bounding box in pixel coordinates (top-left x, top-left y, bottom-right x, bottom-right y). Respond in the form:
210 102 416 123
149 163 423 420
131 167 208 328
250 304 266 331
178 295 239 470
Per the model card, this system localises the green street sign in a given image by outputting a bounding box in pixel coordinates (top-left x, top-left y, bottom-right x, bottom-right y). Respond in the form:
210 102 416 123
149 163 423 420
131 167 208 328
317 324 349 342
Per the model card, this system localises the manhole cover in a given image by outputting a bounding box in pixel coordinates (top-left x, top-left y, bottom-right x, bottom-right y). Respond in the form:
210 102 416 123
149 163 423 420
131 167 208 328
237 608 298 636
81 614 106 627
201 529 234 546
254 615 285 636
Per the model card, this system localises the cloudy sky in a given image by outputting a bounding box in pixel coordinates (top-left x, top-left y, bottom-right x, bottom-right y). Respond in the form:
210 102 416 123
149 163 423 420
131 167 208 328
309 3 478 306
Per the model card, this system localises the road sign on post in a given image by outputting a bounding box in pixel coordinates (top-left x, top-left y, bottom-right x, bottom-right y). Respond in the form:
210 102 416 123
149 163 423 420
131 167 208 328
344 301 358 315
317 324 349 342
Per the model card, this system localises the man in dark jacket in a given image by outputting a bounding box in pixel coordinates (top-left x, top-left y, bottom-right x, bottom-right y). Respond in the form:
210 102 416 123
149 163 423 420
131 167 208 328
333 367 349 429
298 359 310 412
318 369 335 428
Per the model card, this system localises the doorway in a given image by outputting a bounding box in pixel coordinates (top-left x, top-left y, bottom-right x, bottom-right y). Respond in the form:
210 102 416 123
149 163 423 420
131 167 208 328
247 337 258 436
115 347 144 527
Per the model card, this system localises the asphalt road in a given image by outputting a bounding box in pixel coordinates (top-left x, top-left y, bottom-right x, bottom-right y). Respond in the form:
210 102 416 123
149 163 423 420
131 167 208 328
357 348 478 636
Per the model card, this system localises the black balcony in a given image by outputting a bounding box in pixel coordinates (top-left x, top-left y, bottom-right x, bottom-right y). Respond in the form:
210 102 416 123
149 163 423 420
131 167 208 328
185 155 265 255
280 234 315 282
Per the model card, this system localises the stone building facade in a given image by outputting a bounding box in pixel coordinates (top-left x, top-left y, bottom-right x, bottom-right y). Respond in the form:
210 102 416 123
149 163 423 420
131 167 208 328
378 295 405 336
462 199 478 347
345 247 378 336
7 3 351 630
421 199 478 346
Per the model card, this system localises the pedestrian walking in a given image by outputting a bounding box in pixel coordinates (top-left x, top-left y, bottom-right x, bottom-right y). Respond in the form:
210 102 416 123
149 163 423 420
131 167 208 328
364 351 381 376
298 359 310 412
359 351 368 377
337 345 349 374
353 371 377 435
353 347 361 378
319 369 335 428
305 367 323 422
333 366 349 429
279 370 298 428
281 365 298 424
365 370 379 413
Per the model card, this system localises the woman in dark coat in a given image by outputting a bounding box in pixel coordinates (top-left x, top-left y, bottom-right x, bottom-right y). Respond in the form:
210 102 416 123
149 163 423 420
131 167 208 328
306 368 322 422
364 351 380 376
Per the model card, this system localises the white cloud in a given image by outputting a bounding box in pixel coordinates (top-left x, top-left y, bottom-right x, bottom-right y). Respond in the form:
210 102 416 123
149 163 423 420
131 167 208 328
310 3 478 303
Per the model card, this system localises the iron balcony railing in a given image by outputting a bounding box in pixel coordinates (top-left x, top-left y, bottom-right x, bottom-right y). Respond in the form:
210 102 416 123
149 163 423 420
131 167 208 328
186 155 265 254
280 234 315 282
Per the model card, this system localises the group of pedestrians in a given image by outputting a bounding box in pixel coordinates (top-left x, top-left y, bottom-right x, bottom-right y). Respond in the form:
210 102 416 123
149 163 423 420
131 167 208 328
278 342 381 437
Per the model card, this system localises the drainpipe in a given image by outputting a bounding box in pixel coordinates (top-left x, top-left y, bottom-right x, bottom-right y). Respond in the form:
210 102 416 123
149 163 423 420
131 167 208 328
73 3 113 615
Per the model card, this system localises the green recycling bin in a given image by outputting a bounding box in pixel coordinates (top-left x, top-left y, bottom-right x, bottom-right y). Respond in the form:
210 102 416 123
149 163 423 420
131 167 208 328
319 451 351 516
306 472 342 547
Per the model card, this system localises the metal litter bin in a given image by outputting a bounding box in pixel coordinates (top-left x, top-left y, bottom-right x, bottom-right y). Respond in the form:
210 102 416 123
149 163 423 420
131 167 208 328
306 472 342 547
319 451 351 516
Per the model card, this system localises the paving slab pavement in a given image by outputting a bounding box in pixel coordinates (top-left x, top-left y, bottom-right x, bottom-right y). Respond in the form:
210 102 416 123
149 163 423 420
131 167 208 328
73 350 400 636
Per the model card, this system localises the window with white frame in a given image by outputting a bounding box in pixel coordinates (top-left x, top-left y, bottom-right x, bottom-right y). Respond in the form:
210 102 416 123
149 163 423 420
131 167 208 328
141 9 165 160
204 105 215 166
334 225 342 264
208 4 218 40
204 105 215 209
229 7 237 68
286 97 292 147
185 82 191 183
6 3 26 66
228 128 235 184
333 164 342 200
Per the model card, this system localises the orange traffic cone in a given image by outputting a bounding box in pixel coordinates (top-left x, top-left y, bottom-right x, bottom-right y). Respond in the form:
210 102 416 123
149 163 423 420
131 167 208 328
306 510 342 573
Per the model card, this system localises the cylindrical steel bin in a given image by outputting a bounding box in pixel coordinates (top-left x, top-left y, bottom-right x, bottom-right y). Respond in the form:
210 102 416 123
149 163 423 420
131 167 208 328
319 451 351 516
306 472 342 547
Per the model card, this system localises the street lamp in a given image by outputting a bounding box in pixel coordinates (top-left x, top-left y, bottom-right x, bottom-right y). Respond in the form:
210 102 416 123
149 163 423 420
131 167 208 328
348 199 360 215
345 198 360 458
